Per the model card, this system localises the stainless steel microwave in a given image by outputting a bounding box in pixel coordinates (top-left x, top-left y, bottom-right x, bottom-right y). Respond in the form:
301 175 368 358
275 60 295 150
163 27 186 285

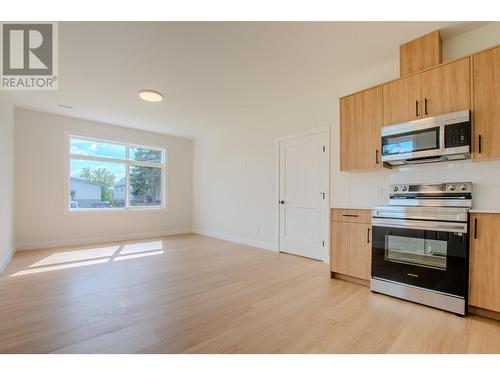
381 110 471 166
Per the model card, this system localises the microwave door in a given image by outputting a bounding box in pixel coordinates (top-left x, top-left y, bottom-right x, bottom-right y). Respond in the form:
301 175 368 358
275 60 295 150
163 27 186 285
382 126 441 160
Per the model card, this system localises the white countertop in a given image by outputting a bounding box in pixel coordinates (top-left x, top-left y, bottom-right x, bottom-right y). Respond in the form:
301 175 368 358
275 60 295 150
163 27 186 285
469 209 500 214
333 207 500 214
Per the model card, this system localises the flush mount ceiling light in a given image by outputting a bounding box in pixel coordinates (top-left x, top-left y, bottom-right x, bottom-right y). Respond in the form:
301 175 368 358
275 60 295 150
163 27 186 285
138 89 164 103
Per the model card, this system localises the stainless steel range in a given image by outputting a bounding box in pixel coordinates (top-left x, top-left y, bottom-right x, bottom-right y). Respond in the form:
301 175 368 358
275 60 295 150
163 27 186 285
371 182 472 315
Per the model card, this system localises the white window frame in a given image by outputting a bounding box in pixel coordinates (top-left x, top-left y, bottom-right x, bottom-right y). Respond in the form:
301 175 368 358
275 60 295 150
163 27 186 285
67 134 166 212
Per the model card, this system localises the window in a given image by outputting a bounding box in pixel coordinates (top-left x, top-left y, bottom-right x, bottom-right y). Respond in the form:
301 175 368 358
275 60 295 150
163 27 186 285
68 136 164 210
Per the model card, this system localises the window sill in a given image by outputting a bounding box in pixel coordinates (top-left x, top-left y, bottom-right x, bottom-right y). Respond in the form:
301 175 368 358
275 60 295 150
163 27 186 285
67 206 167 214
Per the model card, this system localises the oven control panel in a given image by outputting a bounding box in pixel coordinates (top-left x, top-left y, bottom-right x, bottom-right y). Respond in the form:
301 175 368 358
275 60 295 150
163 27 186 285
391 185 408 193
445 183 472 193
390 182 472 194
387 182 473 208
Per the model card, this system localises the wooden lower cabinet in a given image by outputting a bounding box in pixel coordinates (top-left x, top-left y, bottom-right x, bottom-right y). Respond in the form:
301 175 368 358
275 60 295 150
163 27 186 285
330 209 371 281
469 213 500 313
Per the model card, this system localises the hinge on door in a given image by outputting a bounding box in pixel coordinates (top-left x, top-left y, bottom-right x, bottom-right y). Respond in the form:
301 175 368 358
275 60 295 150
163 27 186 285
322 145 326 152
322 240 325 247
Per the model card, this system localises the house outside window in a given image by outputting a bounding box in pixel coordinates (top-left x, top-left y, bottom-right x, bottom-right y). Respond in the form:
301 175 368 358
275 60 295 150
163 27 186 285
68 136 165 211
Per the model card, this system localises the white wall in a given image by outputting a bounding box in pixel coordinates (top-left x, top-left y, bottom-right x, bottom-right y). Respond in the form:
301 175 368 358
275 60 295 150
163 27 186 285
0 97 15 272
193 22 500 251
15 108 193 250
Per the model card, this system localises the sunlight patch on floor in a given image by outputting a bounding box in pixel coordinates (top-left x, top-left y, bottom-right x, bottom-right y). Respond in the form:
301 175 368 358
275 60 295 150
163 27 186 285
11 258 110 276
10 241 165 277
29 246 120 268
120 241 163 255
114 250 164 261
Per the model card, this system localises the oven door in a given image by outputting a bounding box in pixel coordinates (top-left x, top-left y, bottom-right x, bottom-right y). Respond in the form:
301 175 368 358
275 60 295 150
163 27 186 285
382 126 441 162
371 218 468 298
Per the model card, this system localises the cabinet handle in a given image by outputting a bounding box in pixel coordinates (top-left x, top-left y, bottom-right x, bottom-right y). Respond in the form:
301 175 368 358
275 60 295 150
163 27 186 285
478 134 482 154
367 228 371 243
415 100 419 117
424 98 429 115
474 218 478 239
375 149 379 164
342 214 358 217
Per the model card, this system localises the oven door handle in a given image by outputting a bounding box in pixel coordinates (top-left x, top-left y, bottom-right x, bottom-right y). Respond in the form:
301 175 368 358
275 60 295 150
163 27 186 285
372 218 468 233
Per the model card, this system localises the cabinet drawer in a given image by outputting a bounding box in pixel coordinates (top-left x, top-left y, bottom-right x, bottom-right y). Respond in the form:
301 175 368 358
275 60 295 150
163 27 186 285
331 208 372 224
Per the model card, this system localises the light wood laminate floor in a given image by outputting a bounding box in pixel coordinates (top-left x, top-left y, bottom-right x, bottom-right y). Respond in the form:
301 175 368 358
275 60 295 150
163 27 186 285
1 234 500 354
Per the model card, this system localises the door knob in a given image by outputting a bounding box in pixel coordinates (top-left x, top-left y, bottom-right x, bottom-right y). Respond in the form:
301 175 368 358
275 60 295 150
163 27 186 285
279 200 285 204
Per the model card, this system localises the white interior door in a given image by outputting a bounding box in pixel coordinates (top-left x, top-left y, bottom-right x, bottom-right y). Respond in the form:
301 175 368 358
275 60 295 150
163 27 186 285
279 130 328 261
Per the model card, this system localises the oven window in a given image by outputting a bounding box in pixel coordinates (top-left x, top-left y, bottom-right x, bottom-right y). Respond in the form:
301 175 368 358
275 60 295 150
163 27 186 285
382 127 440 156
385 234 447 270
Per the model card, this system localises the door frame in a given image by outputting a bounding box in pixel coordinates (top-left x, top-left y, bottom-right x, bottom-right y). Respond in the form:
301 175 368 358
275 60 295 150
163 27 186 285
275 126 330 262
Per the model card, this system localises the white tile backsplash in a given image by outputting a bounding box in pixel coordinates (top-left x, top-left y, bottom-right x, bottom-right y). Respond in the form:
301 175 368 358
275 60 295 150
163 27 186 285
349 170 390 208
333 159 500 210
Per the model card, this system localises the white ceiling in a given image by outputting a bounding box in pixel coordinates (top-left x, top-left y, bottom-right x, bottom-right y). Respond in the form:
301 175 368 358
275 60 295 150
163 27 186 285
3 21 488 139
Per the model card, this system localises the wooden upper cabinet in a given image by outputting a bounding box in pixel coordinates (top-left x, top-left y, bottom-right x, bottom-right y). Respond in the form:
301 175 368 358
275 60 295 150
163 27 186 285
420 57 471 117
469 213 500 313
383 74 421 126
472 46 500 159
400 30 442 77
340 86 383 171
382 57 471 126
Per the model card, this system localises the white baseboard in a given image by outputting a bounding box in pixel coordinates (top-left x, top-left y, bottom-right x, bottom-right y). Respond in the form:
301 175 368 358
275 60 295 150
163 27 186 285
15 229 192 251
193 229 277 252
0 244 15 274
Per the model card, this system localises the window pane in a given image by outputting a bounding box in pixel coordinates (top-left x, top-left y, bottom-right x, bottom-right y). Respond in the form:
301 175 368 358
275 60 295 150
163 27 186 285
129 166 162 207
70 138 126 160
129 147 163 163
70 159 126 209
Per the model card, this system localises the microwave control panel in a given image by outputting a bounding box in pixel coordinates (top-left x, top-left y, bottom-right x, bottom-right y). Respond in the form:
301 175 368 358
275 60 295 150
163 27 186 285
445 121 471 148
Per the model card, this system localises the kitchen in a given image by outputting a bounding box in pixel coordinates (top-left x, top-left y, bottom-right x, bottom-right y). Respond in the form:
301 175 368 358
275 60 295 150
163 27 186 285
331 29 500 320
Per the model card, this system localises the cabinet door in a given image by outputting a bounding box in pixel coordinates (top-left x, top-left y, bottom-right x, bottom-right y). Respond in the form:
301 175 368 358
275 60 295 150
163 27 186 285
472 46 500 159
383 74 421 125
469 214 500 312
340 86 383 171
331 222 371 281
349 223 372 280
420 57 471 117
330 221 351 275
